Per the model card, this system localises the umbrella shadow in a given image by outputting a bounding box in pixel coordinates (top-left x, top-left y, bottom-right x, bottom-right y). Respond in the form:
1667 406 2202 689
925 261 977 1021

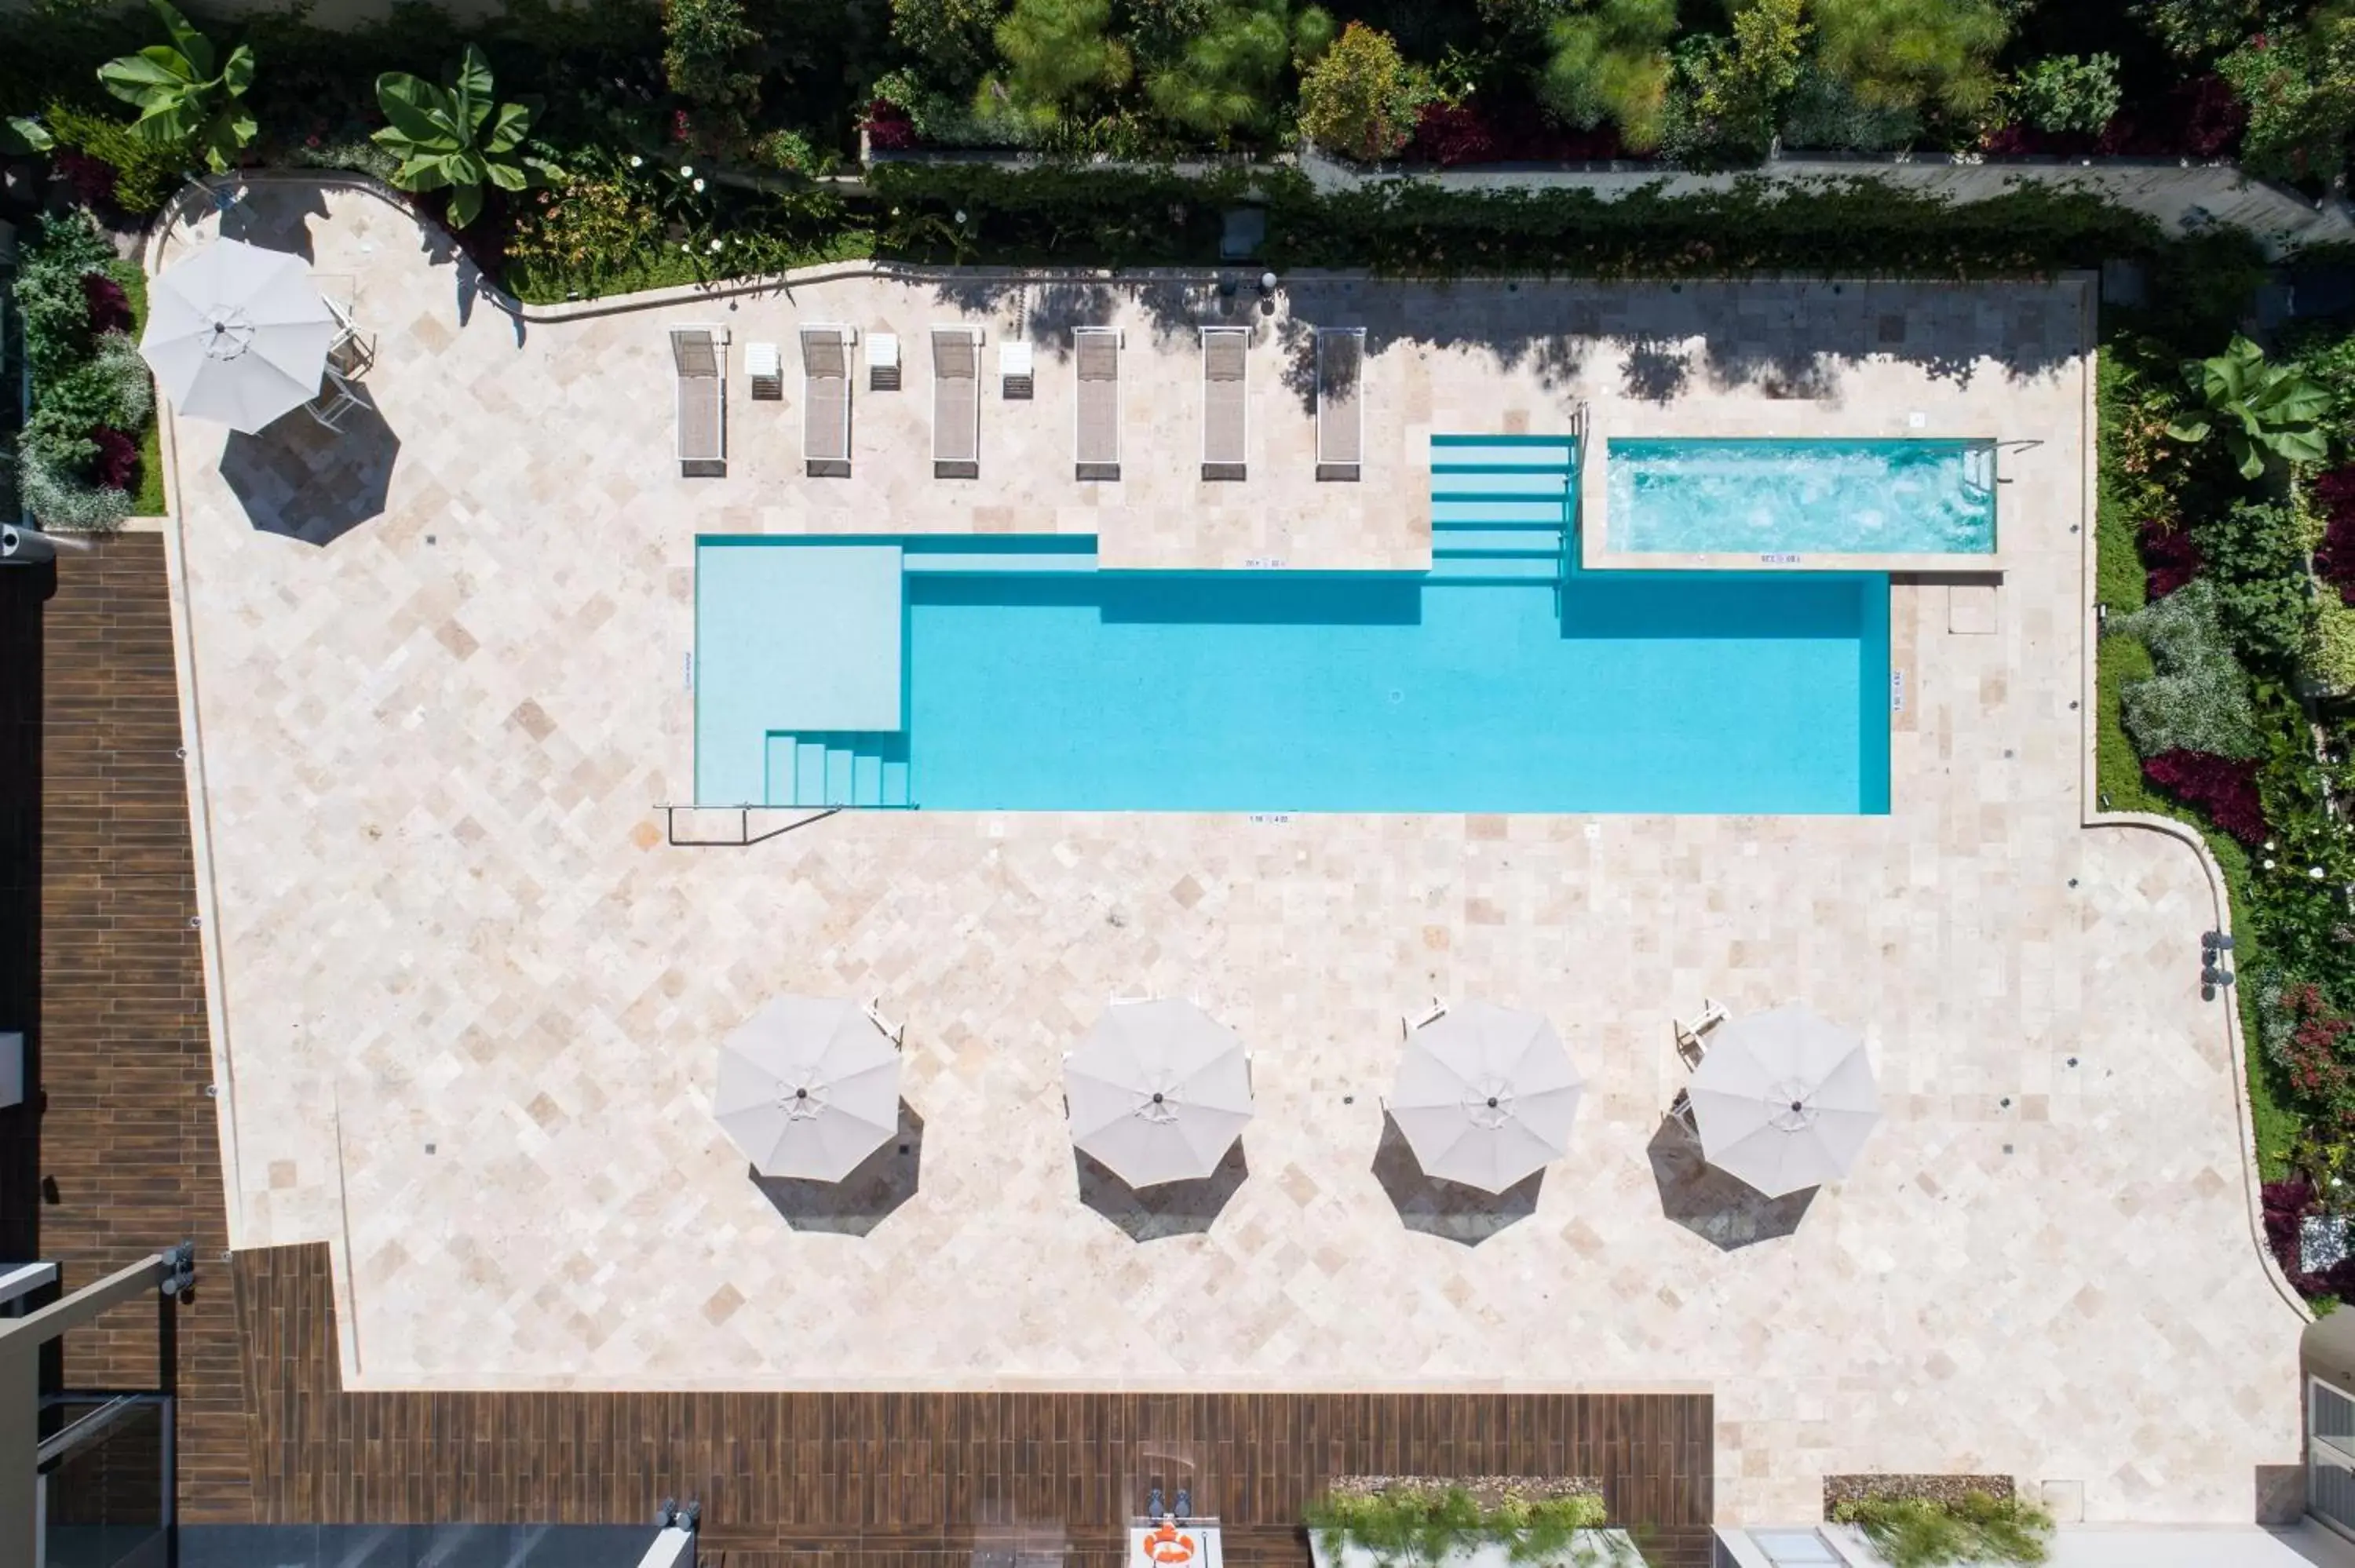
217 394 399 546
1645 1117 1816 1252
1370 1113 1543 1247
1075 1140 1248 1242
752 1100 924 1237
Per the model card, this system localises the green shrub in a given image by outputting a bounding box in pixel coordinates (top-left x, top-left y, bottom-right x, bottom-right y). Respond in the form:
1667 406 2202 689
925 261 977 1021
14 209 115 381
26 332 152 441
1302 1486 1612 1567
1297 20 1429 161
2193 499 2319 669
2136 0 2263 63
285 132 402 183
2114 578 2267 759
43 99 191 215
2308 593 2355 695
1809 0 2009 117
1539 0 1678 151
2220 17 2355 184
1827 1491 2051 1568
1778 61 1919 151
872 66 1037 146
2010 52 2122 135
663 0 761 112
1662 0 1808 166
890 0 1008 90
18 445 132 533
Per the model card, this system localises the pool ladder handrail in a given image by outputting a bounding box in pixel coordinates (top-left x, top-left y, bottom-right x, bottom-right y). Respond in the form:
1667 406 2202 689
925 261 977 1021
654 803 843 848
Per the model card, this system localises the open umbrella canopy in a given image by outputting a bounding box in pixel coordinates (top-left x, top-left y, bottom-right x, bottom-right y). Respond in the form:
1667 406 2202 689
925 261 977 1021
1391 1001 1583 1194
714 997 902 1182
140 238 336 433
1065 999 1253 1188
1687 1004 1880 1198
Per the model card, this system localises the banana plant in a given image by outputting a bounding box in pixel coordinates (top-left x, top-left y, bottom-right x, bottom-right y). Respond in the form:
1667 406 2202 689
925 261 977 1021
372 45 550 230
2 115 51 155
2167 334 2332 480
96 0 257 172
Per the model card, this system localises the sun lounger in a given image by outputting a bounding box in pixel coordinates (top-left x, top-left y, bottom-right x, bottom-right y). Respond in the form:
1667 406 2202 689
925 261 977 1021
801 324 855 477
1074 327 1122 481
932 326 982 480
1315 326 1364 482
1201 326 1247 481
670 325 727 477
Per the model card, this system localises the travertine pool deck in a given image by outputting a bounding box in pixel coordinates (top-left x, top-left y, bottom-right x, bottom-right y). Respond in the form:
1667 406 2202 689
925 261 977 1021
155 181 2302 1526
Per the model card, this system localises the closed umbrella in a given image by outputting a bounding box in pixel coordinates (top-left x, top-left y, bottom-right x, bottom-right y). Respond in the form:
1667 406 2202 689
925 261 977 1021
140 238 336 433
1391 1001 1583 1194
1066 999 1253 1188
714 997 901 1182
1687 1004 1880 1198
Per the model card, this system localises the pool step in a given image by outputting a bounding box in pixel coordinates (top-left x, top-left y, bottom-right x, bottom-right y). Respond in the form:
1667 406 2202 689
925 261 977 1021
1433 526 1561 558
769 731 912 808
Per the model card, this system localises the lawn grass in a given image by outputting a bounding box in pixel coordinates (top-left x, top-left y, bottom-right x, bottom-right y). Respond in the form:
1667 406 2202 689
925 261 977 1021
114 259 167 516
2093 348 2295 1181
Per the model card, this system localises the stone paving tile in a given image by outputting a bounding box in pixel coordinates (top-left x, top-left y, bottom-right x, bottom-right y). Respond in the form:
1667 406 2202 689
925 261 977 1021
156 184 2301 1527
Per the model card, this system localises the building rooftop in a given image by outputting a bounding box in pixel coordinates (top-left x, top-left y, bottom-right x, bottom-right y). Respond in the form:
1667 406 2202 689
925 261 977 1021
152 181 2302 1529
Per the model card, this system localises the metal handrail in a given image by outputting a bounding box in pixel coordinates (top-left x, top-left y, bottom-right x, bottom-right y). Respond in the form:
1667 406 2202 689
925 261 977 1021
656 804 842 848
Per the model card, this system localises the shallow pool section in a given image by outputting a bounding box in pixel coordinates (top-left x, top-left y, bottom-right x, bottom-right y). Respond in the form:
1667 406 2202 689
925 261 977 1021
696 542 1891 815
1606 438 1995 556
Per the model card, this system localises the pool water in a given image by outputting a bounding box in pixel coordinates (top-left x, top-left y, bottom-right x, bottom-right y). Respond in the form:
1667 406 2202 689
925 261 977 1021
901 571 1888 813
1607 438 1995 556
696 436 1897 815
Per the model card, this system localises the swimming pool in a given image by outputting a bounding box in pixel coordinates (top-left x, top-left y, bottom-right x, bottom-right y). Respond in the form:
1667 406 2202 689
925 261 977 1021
1605 438 1995 556
695 436 1891 815
895 568 1887 813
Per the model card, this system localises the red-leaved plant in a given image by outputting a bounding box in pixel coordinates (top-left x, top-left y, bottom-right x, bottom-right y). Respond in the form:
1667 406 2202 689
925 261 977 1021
2138 516 2203 598
2315 466 2355 605
2141 750 2269 844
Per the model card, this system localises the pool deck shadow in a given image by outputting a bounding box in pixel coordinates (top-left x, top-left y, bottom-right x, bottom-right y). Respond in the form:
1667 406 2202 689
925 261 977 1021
1075 1140 1249 1241
1370 1112 1544 1246
1645 1118 1817 1252
219 396 399 547
752 1100 925 1237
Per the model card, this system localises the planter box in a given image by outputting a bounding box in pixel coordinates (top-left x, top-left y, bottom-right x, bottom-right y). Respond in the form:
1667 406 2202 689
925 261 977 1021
1309 1533 1647 1568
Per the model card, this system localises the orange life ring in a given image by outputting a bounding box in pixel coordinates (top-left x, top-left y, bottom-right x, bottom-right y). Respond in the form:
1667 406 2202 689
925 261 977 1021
1142 1526 1196 1566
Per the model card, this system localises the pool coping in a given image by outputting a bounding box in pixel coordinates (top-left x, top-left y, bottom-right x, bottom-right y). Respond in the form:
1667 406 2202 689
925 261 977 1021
1576 420 2009 578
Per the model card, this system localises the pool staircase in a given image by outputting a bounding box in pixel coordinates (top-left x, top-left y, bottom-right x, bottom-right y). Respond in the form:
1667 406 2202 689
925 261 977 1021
767 731 912 808
1428 435 1578 585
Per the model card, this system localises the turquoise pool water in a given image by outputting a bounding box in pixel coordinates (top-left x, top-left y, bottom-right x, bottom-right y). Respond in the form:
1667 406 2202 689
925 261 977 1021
897 571 1886 813
696 436 1893 815
1607 438 1996 556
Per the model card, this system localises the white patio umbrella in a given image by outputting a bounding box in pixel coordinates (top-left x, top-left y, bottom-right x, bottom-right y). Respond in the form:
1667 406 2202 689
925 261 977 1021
713 996 902 1182
139 238 337 433
1065 998 1253 1188
1687 1004 1881 1198
1391 1001 1584 1194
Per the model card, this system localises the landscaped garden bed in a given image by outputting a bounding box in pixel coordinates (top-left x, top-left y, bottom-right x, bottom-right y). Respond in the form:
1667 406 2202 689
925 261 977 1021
2093 235 2355 1307
1822 1475 2050 1568
1303 1477 1628 1568
0 0 2346 312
